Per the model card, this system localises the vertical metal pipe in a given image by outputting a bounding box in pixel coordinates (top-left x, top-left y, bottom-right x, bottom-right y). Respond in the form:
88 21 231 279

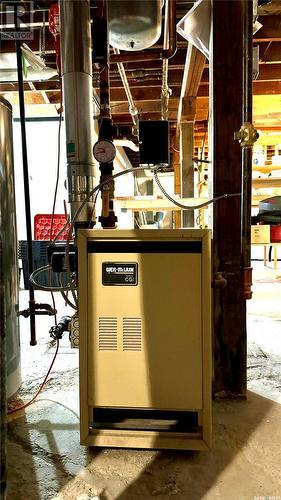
60 0 96 225
0 239 7 500
97 0 117 229
241 0 253 298
161 0 170 121
15 6 37 346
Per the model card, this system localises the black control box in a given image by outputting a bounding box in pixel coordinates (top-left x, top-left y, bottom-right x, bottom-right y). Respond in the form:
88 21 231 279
139 120 169 165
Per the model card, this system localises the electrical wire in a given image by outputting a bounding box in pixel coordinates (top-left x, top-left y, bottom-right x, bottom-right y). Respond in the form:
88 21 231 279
60 290 77 310
9 96 63 414
31 164 242 294
154 166 241 210
64 166 157 294
7 339 60 415
52 216 70 243
39 164 241 293
50 290 57 324
50 78 63 243
30 264 76 292
88 190 100 228
10 269 59 415
57 273 77 310
71 167 155 235
47 81 63 316
193 158 211 164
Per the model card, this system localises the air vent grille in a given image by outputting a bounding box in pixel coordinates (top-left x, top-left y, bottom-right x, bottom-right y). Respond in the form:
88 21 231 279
123 317 142 351
98 317 118 351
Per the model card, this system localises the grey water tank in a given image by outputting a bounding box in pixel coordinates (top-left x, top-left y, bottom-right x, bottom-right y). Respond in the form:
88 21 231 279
108 0 162 51
0 96 21 399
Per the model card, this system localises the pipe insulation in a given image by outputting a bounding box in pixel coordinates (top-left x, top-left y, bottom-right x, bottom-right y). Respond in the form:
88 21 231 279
60 0 97 225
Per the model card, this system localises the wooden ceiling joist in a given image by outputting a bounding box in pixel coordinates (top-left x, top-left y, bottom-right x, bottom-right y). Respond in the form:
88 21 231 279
176 44 206 128
0 0 280 138
253 14 281 41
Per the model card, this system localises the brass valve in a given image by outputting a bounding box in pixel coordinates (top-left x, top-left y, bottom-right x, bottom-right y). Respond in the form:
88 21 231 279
234 122 259 147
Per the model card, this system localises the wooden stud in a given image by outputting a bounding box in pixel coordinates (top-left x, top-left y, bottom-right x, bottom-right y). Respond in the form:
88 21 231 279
180 120 195 228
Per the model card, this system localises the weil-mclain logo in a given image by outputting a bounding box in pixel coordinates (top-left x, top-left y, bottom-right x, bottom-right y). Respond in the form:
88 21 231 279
105 266 135 274
0 2 34 40
102 262 138 286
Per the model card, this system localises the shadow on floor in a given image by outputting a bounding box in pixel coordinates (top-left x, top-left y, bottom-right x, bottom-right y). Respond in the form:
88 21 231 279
7 397 101 500
115 391 277 499
7 391 280 499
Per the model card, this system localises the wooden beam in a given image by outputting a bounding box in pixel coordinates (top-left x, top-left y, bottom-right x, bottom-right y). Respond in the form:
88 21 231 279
258 41 281 63
40 90 50 104
110 70 184 87
170 131 181 228
200 63 281 83
177 44 206 128
116 195 267 211
181 47 206 97
175 45 206 226
3 91 45 105
252 177 281 188
211 0 247 398
253 14 281 42
109 49 188 72
180 121 195 227
44 87 182 104
28 82 36 91
116 197 209 211
198 80 281 96
110 86 181 102
256 63 281 81
110 97 207 114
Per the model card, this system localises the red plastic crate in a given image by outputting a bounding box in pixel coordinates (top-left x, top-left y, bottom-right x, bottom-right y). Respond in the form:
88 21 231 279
270 225 281 243
34 214 72 241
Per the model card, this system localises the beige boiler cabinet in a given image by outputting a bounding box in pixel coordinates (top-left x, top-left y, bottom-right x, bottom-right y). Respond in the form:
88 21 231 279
78 229 212 450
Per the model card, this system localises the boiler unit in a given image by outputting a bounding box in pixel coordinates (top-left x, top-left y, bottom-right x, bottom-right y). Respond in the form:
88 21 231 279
78 229 211 450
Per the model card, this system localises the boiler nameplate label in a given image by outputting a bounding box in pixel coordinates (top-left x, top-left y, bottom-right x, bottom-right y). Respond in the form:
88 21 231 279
102 262 138 286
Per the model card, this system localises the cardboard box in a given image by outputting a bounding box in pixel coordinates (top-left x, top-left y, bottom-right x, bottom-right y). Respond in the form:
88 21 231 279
251 225 270 244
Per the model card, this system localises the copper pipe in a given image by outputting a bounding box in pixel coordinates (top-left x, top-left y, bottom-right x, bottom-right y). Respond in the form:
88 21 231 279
109 0 177 64
241 0 253 300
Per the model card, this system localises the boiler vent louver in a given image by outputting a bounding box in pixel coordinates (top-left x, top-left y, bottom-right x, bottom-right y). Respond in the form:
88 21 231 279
123 317 142 351
98 317 118 351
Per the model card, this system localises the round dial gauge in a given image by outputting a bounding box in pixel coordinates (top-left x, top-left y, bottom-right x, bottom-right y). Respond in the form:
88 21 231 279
93 140 116 164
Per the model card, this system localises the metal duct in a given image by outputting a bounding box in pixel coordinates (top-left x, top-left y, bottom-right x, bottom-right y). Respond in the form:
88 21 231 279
108 0 162 51
60 0 96 224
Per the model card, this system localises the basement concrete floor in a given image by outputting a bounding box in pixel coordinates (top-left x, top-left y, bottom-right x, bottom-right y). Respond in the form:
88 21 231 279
7 261 281 500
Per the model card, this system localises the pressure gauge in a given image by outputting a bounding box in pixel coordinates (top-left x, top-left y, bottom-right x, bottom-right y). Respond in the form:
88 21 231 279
93 140 116 164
